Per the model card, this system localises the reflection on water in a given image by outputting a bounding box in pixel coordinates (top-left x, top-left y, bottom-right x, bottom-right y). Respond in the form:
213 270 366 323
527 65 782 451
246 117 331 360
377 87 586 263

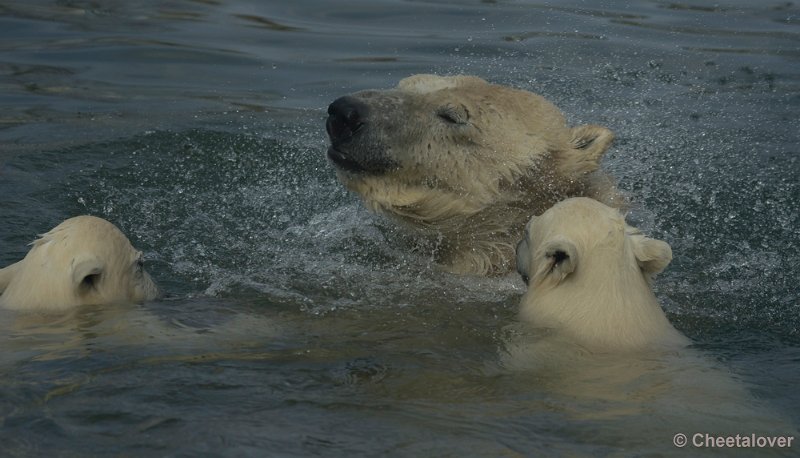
0 0 798 455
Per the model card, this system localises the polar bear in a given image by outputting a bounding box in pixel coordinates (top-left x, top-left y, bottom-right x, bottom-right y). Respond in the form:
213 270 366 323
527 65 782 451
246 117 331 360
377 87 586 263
506 198 797 438
326 74 625 275
514 197 688 351
0 216 160 311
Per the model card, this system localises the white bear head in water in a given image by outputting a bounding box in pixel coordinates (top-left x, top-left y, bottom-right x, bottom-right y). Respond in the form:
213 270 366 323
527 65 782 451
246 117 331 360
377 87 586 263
0 216 160 311
515 197 688 351
325 74 623 275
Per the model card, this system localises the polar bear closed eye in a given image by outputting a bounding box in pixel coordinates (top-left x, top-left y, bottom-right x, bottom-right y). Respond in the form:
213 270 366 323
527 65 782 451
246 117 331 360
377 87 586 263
0 216 160 311
326 74 625 276
515 197 688 351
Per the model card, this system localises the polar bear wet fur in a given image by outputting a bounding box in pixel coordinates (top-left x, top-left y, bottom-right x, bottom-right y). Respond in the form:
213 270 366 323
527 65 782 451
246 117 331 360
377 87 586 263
515 197 688 351
507 198 799 438
326 74 624 275
0 216 159 311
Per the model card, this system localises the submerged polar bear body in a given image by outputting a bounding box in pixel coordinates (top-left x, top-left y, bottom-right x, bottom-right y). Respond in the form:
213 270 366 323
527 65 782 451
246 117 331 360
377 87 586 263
515 197 688 351
326 74 624 275
0 216 160 311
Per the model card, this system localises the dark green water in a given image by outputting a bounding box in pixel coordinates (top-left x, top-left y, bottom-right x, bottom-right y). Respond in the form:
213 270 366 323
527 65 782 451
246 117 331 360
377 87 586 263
0 1 798 456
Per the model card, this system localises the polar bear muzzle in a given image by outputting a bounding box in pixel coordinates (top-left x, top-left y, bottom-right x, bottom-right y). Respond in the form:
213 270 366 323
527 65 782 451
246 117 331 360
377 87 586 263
326 95 398 174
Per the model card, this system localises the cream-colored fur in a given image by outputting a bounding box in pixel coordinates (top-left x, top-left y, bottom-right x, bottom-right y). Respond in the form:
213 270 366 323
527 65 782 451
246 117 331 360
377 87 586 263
515 197 688 351
0 216 160 311
328 75 625 275
506 199 796 435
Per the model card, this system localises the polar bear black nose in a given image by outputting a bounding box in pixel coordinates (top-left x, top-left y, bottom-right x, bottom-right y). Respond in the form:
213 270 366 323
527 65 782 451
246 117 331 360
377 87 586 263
327 96 369 143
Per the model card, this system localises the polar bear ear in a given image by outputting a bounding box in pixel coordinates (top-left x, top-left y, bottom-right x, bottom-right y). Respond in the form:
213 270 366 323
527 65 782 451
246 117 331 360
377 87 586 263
567 125 615 174
629 232 672 277
72 258 105 293
532 237 578 288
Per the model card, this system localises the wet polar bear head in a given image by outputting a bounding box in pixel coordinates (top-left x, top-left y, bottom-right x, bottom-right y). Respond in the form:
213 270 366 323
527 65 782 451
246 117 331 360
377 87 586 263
0 216 160 311
515 198 688 352
326 74 624 275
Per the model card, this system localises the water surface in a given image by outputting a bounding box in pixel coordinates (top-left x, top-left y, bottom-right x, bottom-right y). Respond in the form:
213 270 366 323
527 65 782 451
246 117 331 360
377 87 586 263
0 1 798 455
